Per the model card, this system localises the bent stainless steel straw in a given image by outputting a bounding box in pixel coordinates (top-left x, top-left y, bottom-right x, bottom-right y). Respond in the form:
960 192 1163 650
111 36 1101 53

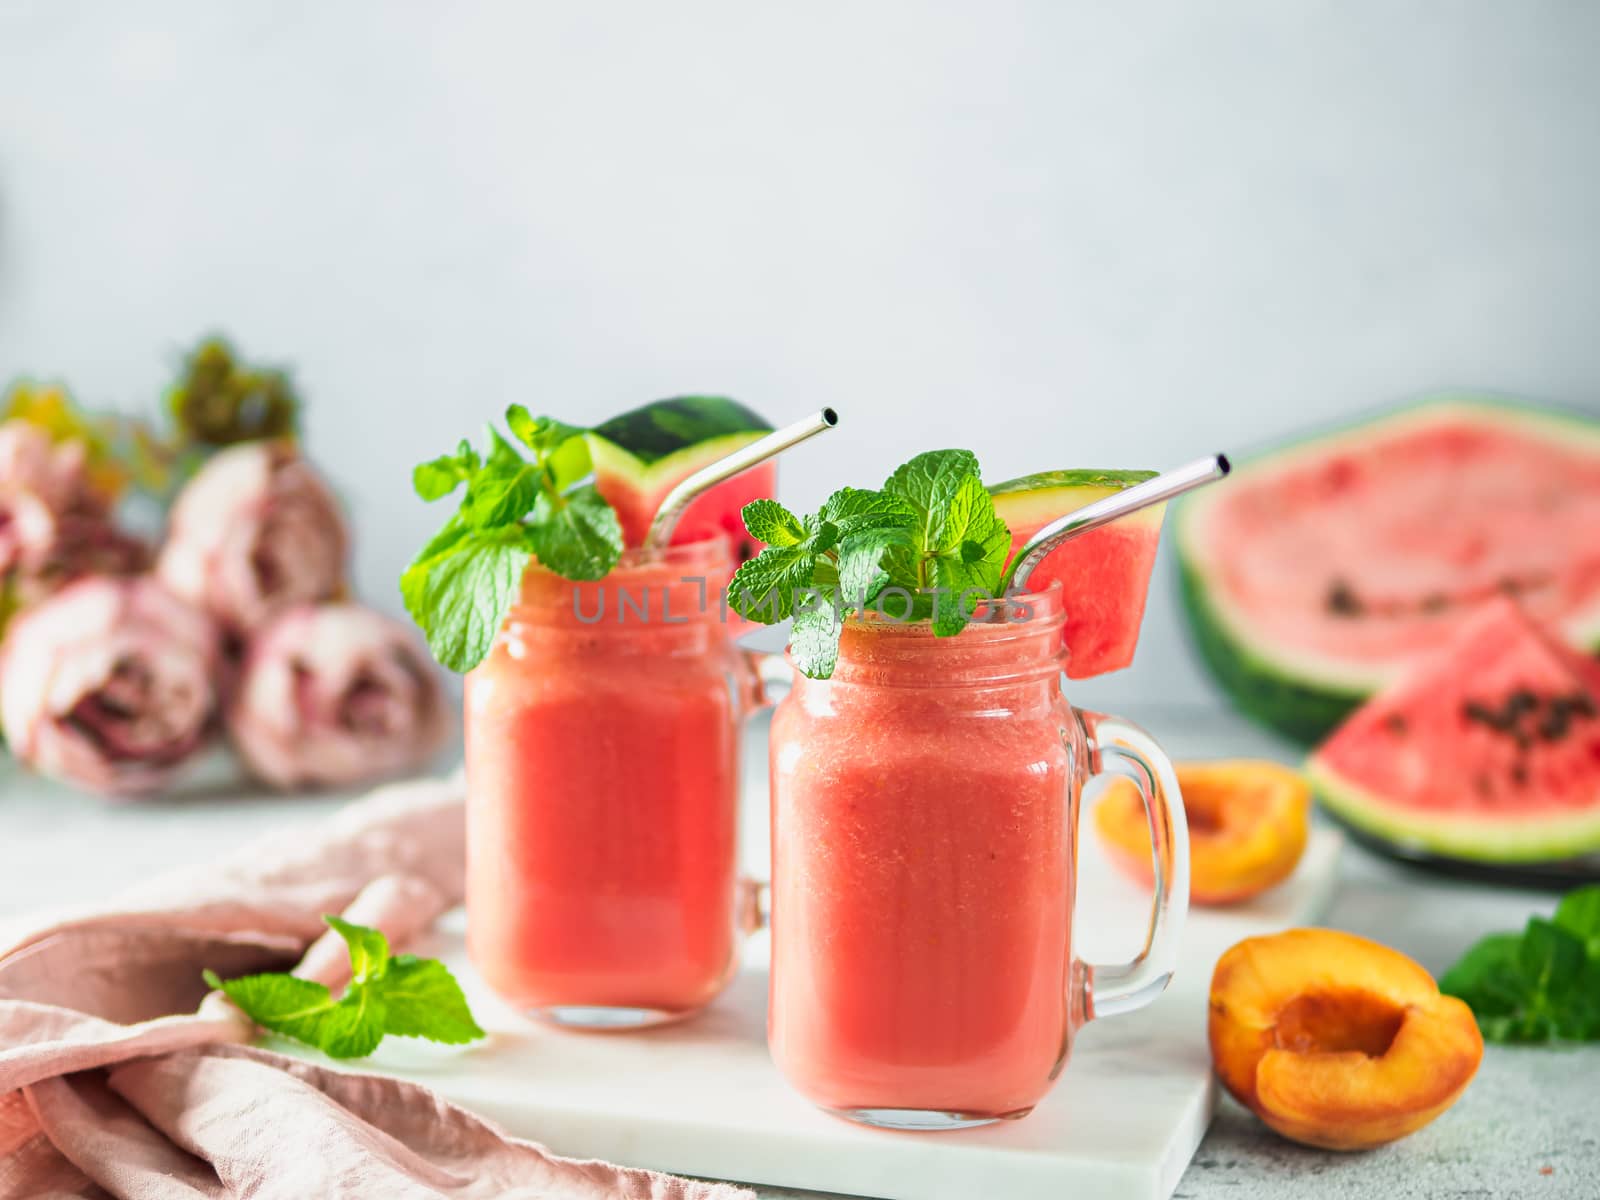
1004 454 1232 593
643 407 839 549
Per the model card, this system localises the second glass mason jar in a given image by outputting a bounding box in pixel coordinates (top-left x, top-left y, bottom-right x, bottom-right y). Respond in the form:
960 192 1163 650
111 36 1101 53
768 587 1189 1127
464 538 757 1029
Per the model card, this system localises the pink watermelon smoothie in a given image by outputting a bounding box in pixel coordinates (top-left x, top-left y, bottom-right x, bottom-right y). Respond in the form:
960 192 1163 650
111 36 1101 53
465 540 749 1020
769 594 1083 1119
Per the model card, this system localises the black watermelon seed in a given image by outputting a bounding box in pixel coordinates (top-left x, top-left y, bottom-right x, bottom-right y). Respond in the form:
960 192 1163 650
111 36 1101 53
1505 690 1539 718
1326 579 1363 617
1539 709 1571 742
1383 713 1408 736
1510 762 1529 787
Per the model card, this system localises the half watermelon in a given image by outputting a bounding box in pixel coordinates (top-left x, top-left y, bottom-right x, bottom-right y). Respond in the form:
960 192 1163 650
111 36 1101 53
1308 598 1600 864
990 469 1163 678
587 396 775 557
1178 397 1600 743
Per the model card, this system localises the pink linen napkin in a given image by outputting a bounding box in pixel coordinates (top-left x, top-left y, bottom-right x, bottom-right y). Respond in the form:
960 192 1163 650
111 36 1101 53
0 775 752 1200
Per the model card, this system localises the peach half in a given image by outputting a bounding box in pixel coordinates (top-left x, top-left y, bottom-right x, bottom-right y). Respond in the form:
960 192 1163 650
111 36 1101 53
1095 760 1310 905
1209 929 1483 1150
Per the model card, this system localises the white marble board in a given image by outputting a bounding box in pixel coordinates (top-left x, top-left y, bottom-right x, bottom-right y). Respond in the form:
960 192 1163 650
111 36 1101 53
281 824 1342 1200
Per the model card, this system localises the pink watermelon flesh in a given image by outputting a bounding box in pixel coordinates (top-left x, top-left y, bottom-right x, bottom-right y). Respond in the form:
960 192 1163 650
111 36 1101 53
1188 404 1600 682
598 461 777 558
1309 597 1600 861
991 471 1164 679
1016 524 1163 678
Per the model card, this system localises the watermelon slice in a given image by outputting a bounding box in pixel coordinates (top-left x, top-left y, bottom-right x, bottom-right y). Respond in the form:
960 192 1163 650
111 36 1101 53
989 469 1162 678
586 396 775 556
1177 396 1600 743
1308 598 1600 863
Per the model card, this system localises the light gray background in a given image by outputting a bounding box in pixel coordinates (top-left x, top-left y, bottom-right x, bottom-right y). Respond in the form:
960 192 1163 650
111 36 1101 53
3 0 1599 708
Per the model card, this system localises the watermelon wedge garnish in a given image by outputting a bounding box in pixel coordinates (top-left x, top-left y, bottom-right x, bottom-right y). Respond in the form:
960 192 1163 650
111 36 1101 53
587 396 775 557
989 469 1162 679
1309 597 1600 863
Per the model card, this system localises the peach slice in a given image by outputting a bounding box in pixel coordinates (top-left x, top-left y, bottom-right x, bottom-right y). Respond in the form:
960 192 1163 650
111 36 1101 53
1209 929 1483 1150
1095 760 1310 905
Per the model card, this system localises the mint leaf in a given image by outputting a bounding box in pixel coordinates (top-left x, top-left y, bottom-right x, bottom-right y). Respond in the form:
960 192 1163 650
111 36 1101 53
820 488 919 537
790 597 844 678
837 528 908 610
925 473 1009 633
206 918 484 1059
527 485 623 581
460 460 541 529
378 955 486 1044
884 449 981 519
506 405 583 456
325 915 389 983
486 427 522 471
729 544 815 622
413 440 480 501
1555 885 1600 958
203 969 387 1059
730 453 1009 676
1441 902 1600 1044
743 499 807 548
503 404 540 449
1521 917 1587 1033
402 527 533 672
403 410 623 671
875 452 1010 635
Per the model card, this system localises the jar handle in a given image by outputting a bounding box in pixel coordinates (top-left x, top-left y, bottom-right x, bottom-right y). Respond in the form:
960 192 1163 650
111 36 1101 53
743 648 794 711
1073 709 1189 1021
734 650 790 934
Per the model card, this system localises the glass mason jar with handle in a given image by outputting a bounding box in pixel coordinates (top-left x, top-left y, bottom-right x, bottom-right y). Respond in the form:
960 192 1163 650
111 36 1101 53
464 537 763 1029
767 586 1189 1127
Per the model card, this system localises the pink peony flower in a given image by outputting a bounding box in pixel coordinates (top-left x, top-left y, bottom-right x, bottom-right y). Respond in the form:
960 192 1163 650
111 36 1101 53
227 603 446 790
0 420 103 576
156 441 347 637
0 576 219 796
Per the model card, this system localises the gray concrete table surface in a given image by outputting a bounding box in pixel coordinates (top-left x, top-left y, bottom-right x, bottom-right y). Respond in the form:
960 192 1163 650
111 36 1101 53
1 706 1595 1199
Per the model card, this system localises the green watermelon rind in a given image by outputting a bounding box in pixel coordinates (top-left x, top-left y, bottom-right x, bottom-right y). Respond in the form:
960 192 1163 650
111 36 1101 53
989 468 1158 497
1176 393 1600 745
586 430 772 495
1307 756 1600 863
587 396 772 468
989 469 1165 537
1178 554 1371 743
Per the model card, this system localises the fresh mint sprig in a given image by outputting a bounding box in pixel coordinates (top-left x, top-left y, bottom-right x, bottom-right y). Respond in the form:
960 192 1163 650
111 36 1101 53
729 449 1012 678
1439 884 1600 1043
401 406 623 672
204 916 485 1059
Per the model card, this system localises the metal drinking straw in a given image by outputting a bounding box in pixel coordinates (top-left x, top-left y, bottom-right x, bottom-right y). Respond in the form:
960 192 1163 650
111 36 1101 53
1004 454 1232 593
643 408 840 549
